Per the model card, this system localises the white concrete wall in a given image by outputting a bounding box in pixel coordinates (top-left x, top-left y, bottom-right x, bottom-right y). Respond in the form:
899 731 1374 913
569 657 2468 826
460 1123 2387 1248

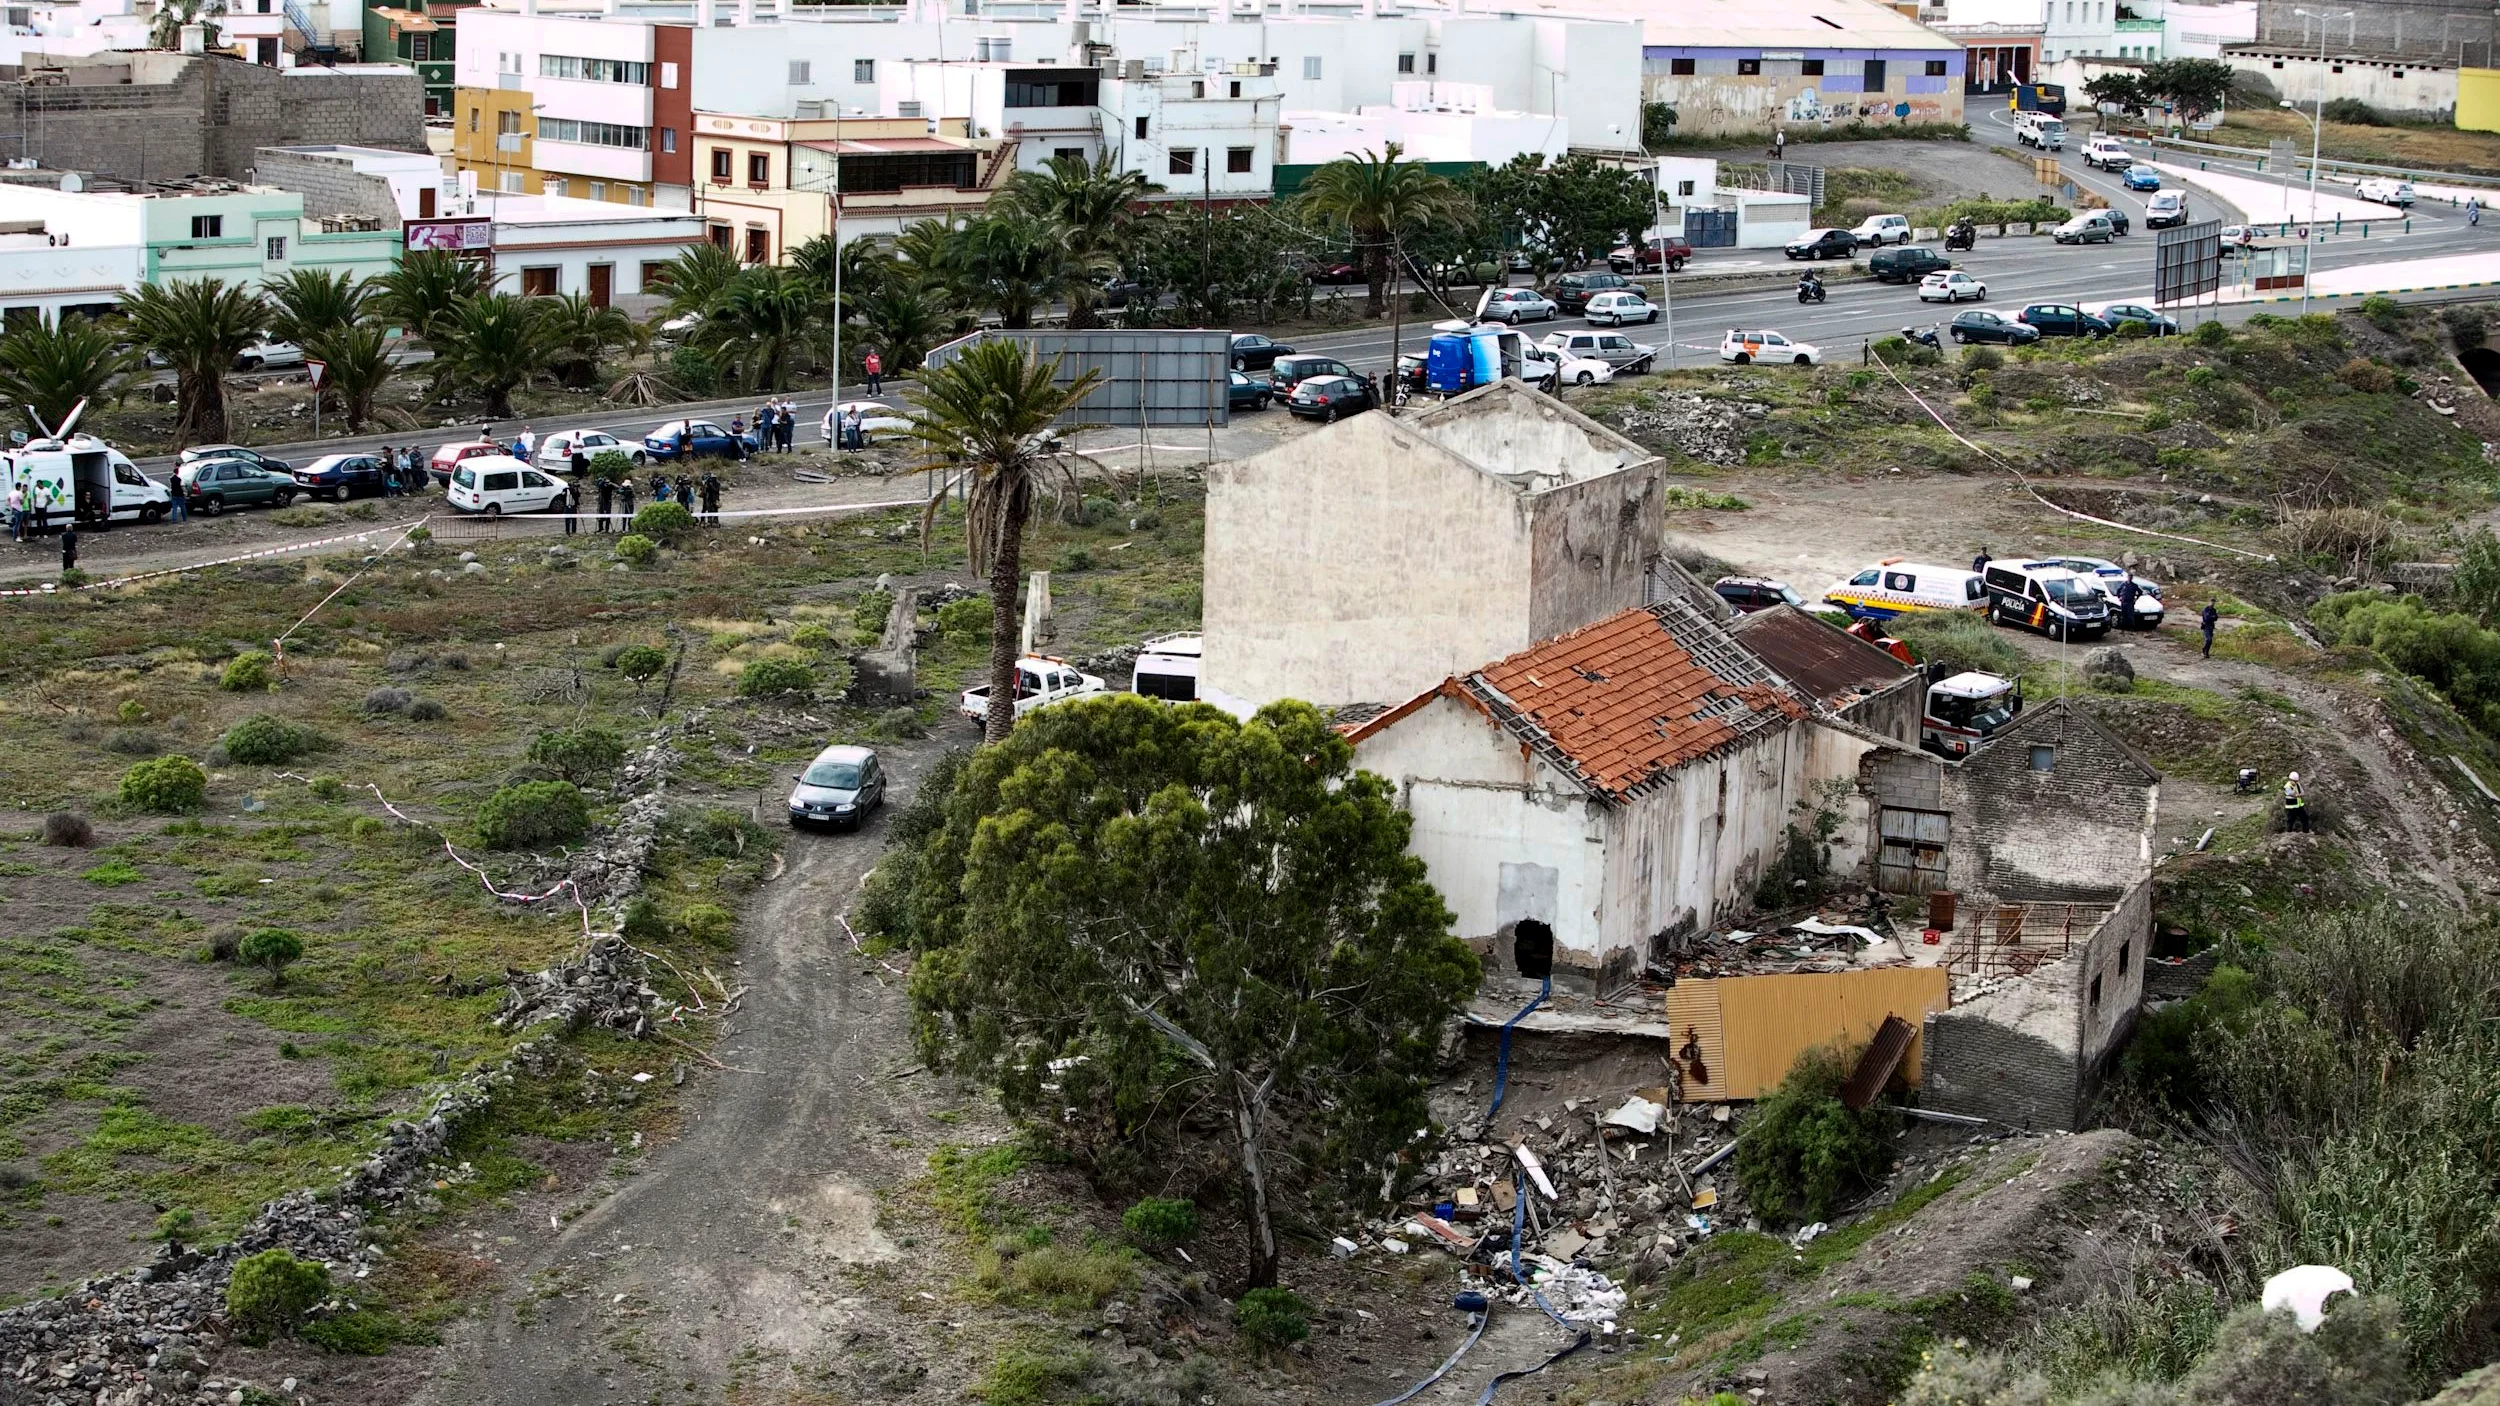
0 238 143 322
1103 73 1278 197
2161 1 2257 57
1596 724 1808 973
0 187 149 247
2233 51 2459 114
1280 105 1565 164
1735 190 1812 248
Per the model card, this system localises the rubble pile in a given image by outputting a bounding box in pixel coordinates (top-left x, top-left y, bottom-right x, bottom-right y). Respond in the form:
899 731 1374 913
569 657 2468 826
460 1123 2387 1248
1677 915 1892 977
1613 394 1771 466
492 936 657 1037
0 1047 540 1406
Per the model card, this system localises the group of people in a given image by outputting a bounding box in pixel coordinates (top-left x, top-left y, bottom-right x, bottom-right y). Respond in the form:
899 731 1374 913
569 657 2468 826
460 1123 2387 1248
571 467 724 533
369 445 435 496
740 399 802 457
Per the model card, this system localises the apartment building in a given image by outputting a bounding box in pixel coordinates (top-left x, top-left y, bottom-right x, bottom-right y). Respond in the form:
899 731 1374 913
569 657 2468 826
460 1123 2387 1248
451 7 690 207
691 111 1009 261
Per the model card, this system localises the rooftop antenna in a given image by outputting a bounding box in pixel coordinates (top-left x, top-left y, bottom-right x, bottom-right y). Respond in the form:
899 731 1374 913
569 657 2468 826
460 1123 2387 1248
26 396 86 441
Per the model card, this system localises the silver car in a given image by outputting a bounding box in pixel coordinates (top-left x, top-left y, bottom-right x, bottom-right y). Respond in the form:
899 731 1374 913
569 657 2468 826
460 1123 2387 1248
786 744 887 830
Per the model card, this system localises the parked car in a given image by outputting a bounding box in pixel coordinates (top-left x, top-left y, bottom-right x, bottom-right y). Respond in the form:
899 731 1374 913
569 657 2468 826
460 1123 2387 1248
1286 373 1378 421
2144 190 2190 229
537 428 645 471
1229 333 1294 370
1581 290 1661 328
1982 561 2112 641
1541 329 1657 372
1869 245 1954 283
1554 355 1617 386
179 457 296 513
1476 287 1559 324
785 743 887 830
1227 370 1273 411
429 439 505 487
1850 213 1912 246
292 453 390 501
2083 136 2132 171
2052 210 2125 245
1947 310 2041 345
1269 354 1355 394
1305 259 1364 284
235 340 304 371
2357 177 2416 208
1719 329 1820 365
2121 164 2163 191
644 418 755 461
1784 228 1859 260
817 402 911 446
1552 270 1632 314
2023 555 2166 628
1919 270 1988 303
447 454 571 515
1713 576 1809 613
1608 237 1694 273
178 444 291 475
959 656 1109 723
2017 302 2114 338
2082 301 2178 335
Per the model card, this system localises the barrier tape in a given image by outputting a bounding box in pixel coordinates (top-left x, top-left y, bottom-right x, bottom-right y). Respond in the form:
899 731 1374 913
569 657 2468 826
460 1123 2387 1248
357 777 595 939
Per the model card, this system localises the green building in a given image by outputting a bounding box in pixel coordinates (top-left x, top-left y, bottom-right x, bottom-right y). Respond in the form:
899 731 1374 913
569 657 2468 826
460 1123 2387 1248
363 2 473 120
144 187 400 287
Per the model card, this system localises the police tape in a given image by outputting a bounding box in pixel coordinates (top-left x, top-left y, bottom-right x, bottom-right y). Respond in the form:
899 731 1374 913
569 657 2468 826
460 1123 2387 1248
0 493 939 601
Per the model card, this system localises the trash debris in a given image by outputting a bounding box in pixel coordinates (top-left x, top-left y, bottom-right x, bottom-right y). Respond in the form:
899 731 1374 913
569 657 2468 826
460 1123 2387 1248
1790 1221 1828 1248
1690 1187 1718 1210
2263 1264 2355 1332
1381 1237 1411 1255
1602 1095 1666 1134
1543 1227 1589 1261
1515 1143 1559 1200
1331 1236 1360 1258
2009 1275 2034 1292
1787 917 1882 946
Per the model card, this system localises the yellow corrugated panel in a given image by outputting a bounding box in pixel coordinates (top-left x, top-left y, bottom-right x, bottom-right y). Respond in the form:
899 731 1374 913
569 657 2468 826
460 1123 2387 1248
2462 69 2500 134
1672 967 1952 1101
1663 982 1725 1100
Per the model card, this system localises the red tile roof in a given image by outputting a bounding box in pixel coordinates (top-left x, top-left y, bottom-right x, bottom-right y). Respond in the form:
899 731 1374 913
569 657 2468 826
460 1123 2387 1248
1465 602 1805 800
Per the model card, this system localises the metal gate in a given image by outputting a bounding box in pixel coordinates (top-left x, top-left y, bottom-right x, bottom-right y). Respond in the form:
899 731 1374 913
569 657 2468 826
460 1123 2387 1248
1877 807 1950 895
1683 208 1737 248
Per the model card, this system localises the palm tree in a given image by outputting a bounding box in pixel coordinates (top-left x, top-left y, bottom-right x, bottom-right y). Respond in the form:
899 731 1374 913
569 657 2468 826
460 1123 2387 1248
850 280 953 374
1298 143 1468 318
904 338 1103 743
650 242 743 323
1003 154 1156 329
149 0 223 50
117 278 268 444
301 320 393 432
538 292 643 389
0 316 142 434
374 250 487 347
892 218 968 300
263 268 372 348
950 215 1081 329
429 293 556 419
691 267 825 391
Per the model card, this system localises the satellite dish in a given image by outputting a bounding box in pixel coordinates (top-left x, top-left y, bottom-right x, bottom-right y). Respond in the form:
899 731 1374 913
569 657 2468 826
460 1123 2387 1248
57 172 82 193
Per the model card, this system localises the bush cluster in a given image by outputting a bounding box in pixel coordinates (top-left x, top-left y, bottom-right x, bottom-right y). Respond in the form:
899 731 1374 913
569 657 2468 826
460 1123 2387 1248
610 643 668 684
1733 1045 1897 1225
526 725 627 784
737 656 816 698
1120 1197 1200 1250
2314 591 2500 729
1234 1287 1311 1351
475 780 591 851
226 1248 330 1346
852 588 897 638
219 651 275 693
613 533 658 567
362 687 414 716
222 714 329 766
630 501 697 546
238 927 306 987
2337 357 2396 394
119 755 206 814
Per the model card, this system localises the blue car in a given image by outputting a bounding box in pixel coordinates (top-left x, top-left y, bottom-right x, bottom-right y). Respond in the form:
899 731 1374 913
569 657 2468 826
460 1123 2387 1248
642 418 755 462
291 452 390 501
2121 165 2162 192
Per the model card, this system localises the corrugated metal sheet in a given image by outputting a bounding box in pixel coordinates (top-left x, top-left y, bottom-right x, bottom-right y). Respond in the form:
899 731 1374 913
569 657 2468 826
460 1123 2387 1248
1665 967 1952 1101
921 329 1230 428
1840 1014 1916 1110
1664 981 1725 1098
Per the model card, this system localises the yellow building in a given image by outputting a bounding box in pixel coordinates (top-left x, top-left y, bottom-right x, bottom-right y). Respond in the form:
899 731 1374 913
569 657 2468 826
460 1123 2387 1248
2461 67 2500 134
452 87 672 207
689 112 1014 263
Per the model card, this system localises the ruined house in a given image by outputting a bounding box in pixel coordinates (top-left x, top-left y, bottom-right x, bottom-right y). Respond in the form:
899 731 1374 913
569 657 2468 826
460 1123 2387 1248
1200 380 1665 713
1727 605 1921 746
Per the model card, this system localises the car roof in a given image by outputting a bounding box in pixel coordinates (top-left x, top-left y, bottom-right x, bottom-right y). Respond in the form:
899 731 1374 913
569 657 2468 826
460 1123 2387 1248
1301 373 1358 387
1933 670 2013 697
1715 575 1792 589
306 452 361 467
461 454 535 471
809 743 877 765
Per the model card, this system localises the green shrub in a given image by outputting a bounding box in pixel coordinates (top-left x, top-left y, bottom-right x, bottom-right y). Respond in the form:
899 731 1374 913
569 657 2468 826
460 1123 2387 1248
1121 1197 1200 1249
1053 547 1096 573
789 622 834 650
2337 357 2396 394
678 902 736 947
226 1248 330 1345
2190 318 2233 348
936 596 990 640
119 755 206 813
737 656 816 698
2314 591 2500 726
852 588 896 638
221 713 328 766
613 533 658 567
621 896 668 944
612 643 667 686
2320 96 2388 125
1734 1045 1898 1226
237 927 305 988
526 725 627 785
117 698 148 723
630 501 697 545
299 1308 430 1355
1929 196 2066 227
308 774 343 800
1235 1287 1311 1351
675 805 769 859
1076 494 1120 527
407 698 450 722
1962 346 2005 374
475 780 592 850
2361 294 2404 332
220 651 275 693
101 728 161 755
2443 305 2487 350
588 448 635 483
666 344 721 397
405 525 431 544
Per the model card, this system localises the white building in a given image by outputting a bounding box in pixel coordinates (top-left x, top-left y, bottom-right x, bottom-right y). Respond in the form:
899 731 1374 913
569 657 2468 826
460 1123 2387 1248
0 222 142 326
1943 0 2116 64
1281 81 1567 165
1655 155 1812 250
472 191 707 303
0 0 352 68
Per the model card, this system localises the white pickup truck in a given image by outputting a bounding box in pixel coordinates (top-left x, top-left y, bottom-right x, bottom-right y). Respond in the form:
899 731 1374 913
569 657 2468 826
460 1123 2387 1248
959 656 1110 723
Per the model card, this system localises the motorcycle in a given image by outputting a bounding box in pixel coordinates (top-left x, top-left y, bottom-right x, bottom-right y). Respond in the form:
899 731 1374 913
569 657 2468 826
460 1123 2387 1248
1943 222 1977 253
1796 278 1827 305
1902 325 1943 350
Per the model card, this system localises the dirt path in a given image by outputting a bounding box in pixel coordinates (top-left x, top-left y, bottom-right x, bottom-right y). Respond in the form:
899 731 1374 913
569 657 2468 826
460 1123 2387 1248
416 751 955 1405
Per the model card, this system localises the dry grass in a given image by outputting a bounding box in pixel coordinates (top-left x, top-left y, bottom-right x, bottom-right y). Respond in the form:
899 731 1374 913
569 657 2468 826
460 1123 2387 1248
2216 107 2500 178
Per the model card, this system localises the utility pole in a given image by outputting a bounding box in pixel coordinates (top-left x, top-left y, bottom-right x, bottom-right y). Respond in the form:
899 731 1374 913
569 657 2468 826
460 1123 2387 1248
2291 7 2352 315
1653 172 1676 371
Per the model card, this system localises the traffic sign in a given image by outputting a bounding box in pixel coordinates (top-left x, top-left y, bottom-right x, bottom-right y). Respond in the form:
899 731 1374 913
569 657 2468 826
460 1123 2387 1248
306 359 327 389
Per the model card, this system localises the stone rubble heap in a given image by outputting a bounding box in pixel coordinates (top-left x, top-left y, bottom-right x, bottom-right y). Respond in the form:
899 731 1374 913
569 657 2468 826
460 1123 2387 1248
492 935 657 1038
1614 394 1773 467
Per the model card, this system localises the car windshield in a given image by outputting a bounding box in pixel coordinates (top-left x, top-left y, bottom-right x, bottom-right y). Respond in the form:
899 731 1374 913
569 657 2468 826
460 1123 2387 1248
1777 585 1806 606
802 760 862 788
2044 578 2102 605
452 467 475 488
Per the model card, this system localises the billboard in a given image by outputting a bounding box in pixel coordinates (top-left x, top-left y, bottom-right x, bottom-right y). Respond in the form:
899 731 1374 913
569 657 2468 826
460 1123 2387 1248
922 329 1231 428
404 219 494 252
2154 219 2223 306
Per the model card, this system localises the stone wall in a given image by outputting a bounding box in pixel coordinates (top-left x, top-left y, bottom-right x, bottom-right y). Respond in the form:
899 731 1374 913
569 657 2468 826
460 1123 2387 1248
252 146 401 222
0 53 422 183
1949 703 2158 908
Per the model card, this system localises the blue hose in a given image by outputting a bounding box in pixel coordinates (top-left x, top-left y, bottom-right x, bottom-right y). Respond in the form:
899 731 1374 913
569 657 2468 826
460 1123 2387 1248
1486 975 1551 1121
1478 1164 1592 1404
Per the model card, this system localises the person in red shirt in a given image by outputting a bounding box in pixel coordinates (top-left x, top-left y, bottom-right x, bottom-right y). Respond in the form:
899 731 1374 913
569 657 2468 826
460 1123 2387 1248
863 348 883 395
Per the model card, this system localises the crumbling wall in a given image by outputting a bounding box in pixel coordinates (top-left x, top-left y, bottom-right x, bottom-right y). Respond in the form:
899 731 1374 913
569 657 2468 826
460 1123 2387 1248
1526 460 1665 649
0 54 422 182
252 146 402 222
847 586 919 705
1922 963 2084 1130
1949 706 2157 908
2076 874 2151 1069
1841 673 1924 749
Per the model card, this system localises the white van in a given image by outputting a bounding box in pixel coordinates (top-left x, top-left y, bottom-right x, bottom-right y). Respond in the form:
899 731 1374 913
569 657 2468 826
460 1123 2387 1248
1132 633 1202 702
447 454 570 516
2017 112 2066 150
1980 561 2112 640
1823 560 1987 621
0 434 173 526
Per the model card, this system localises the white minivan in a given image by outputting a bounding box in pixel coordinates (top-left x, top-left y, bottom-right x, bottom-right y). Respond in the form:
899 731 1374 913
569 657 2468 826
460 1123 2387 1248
447 454 570 515
1823 559 1988 622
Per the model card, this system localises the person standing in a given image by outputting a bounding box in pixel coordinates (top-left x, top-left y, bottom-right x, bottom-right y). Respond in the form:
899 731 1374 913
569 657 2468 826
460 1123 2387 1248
776 398 796 452
378 445 395 496
675 471 693 506
2200 600 2219 659
2117 570 2140 628
2472 195 2483 228
517 425 537 461
571 447 589 481
1971 548 1992 574
31 485 49 539
863 348 883 396
617 476 636 524
651 472 671 505
6 482 22 542
1773 128 1786 161
165 472 185 523
58 523 76 574
2282 771 2310 832
699 468 722 526
595 472 615 533
561 479 580 536
675 425 691 461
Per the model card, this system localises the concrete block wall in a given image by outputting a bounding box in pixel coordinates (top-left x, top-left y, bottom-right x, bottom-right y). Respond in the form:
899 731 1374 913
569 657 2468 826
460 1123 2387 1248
205 65 425 179
0 55 421 184
1 62 212 182
1950 705 2157 908
252 148 401 223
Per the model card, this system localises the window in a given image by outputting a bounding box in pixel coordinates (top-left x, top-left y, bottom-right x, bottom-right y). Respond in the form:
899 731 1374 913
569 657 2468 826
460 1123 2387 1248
1053 145 1086 161
661 61 679 88
1925 59 1948 75
537 118 647 150
409 33 429 60
1426 52 1437 73
2090 974 2103 1009
641 260 668 288
623 186 642 205
1003 71 1099 107
1227 145 1253 173
744 227 769 262
2118 941 2131 975
538 55 652 83
898 100 922 117
520 266 558 296
660 127 677 153
1802 58 1824 75
2029 745 2057 771
589 181 607 200
1397 52 1415 73
1229 79 1241 96
708 224 731 249
497 109 521 135
748 152 770 185
1863 58 1886 88
500 171 524 192
1670 56 1695 75
711 148 733 181
1168 147 1195 175
2272 59 2284 68
544 177 566 197
264 235 285 261
189 214 222 238
1302 55 1321 79
1676 178 1696 196
1135 114 1149 139
1737 57 1761 74
789 60 810 83
1190 79 1204 97
468 107 478 132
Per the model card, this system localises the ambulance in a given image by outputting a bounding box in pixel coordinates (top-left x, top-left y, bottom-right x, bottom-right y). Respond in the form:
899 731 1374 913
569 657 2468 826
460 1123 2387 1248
1821 560 1987 622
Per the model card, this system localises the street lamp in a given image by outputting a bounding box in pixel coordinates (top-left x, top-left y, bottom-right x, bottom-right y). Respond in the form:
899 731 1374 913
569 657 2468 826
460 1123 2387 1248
2290 7 2353 311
